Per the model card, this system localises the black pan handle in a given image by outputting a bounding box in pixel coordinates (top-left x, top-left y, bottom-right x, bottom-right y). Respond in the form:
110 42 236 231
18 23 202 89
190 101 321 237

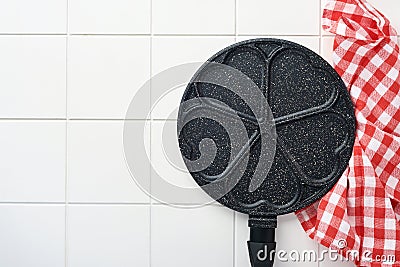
247 216 277 267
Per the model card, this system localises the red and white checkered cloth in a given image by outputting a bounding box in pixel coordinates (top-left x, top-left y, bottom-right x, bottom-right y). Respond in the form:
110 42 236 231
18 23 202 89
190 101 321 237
295 0 400 266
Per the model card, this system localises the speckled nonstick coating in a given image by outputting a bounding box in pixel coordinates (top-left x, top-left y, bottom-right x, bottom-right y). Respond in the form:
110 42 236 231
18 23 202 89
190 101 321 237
178 39 356 226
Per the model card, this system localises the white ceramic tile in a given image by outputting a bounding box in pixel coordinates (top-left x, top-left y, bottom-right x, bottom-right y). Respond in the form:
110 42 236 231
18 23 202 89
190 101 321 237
152 0 235 34
0 121 65 202
151 121 215 205
151 205 234 267
368 0 400 33
152 37 235 74
68 121 149 203
68 205 150 267
236 36 320 54
69 0 150 34
0 36 66 118
68 36 150 119
0 0 66 33
235 213 319 267
151 37 235 120
0 205 65 267
321 36 334 65
237 0 320 35
235 213 252 267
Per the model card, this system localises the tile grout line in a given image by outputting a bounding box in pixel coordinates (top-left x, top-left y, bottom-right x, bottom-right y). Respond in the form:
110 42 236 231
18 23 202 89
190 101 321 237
234 0 238 43
0 33 331 37
0 201 225 206
0 202 67 205
0 118 174 121
0 33 67 36
65 0 70 266
0 33 399 37
0 118 68 120
149 0 153 266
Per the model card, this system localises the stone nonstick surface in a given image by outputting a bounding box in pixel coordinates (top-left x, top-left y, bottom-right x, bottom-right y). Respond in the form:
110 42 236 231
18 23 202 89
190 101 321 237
178 38 356 219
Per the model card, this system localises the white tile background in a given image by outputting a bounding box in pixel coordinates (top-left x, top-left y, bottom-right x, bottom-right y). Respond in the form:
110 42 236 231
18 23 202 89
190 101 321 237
0 0 398 266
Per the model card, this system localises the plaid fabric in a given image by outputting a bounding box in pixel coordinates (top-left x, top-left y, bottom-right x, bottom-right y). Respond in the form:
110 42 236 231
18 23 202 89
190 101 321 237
296 0 400 266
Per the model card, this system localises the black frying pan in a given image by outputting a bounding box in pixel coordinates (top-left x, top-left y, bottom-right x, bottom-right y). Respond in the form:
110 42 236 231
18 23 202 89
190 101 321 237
177 39 355 267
